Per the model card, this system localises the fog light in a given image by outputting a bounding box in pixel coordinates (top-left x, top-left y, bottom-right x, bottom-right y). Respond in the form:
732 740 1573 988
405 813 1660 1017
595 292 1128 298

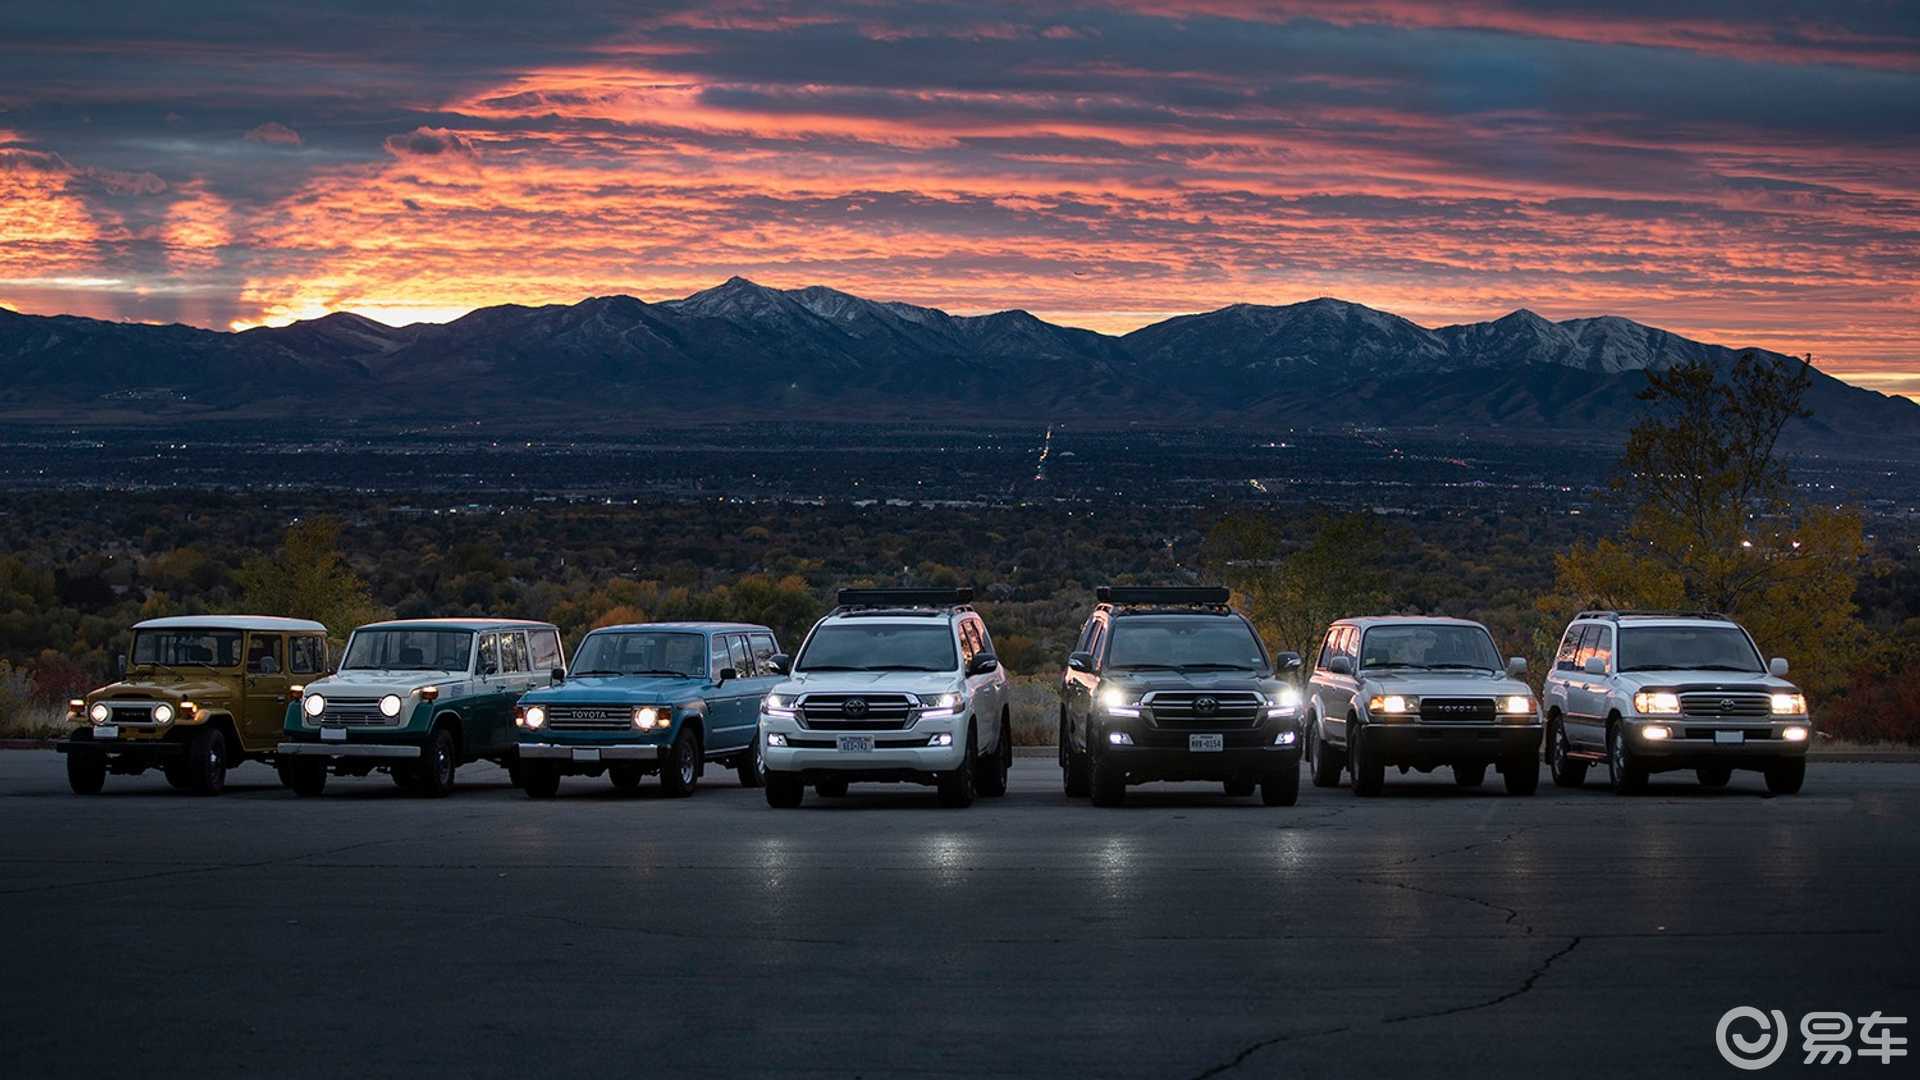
926 732 954 747
1642 724 1672 741
1108 731 1133 746
1783 726 1809 743
767 732 788 748
1274 730 1296 746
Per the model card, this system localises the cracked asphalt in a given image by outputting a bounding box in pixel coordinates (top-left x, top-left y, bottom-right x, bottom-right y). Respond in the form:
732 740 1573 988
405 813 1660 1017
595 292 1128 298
2 753 1915 1079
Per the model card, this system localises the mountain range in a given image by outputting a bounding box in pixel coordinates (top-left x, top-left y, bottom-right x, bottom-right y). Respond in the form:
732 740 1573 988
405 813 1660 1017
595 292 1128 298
2 277 1915 441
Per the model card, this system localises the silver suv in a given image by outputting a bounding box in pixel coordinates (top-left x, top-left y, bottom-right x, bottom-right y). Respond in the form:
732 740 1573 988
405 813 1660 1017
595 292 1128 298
759 588 1013 808
1541 611 1810 794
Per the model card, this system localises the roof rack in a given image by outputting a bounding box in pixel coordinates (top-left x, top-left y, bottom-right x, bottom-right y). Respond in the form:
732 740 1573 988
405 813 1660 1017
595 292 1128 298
1097 586 1232 609
1575 609 1731 622
832 587 975 615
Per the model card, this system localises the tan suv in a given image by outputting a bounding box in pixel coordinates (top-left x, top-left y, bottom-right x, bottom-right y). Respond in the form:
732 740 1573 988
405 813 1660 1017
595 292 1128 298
57 615 331 795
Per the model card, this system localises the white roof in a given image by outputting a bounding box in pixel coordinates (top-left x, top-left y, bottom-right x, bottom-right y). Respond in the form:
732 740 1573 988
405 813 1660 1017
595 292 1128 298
134 615 328 633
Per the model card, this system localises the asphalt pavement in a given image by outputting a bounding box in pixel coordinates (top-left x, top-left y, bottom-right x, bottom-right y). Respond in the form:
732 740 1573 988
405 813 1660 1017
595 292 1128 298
1 753 1915 1079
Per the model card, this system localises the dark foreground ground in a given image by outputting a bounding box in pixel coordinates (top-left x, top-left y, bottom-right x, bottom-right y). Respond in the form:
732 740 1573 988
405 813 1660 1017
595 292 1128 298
1 754 1914 1079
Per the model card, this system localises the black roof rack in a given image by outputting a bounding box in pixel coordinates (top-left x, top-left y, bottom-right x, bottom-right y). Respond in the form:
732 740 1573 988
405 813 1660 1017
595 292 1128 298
1575 609 1732 621
1097 586 1232 609
833 587 975 614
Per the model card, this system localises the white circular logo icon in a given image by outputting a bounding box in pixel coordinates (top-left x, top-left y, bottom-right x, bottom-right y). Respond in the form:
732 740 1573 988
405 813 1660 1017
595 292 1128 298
1717 1006 1789 1070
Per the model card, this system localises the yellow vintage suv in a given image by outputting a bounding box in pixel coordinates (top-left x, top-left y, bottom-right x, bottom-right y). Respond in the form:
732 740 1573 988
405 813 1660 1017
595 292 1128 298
57 615 331 795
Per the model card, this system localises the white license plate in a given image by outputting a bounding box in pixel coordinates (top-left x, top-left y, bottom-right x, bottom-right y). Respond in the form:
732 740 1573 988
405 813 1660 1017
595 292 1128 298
837 735 874 753
571 748 601 763
1189 733 1225 752
95 725 118 741
1714 730 1745 745
320 727 346 742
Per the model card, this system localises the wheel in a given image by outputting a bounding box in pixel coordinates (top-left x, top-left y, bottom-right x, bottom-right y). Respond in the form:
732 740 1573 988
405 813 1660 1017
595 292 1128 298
1308 719 1343 788
1062 716 1090 797
1224 776 1256 797
1548 716 1588 788
1696 765 1732 788
66 750 106 795
936 723 977 808
279 758 328 797
765 771 804 808
659 729 700 797
414 727 457 798
1088 733 1125 807
814 777 849 797
164 761 194 791
1502 756 1540 796
186 726 228 796
1763 758 1806 795
521 761 561 799
1261 765 1300 806
734 741 767 788
1607 721 1647 795
1453 762 1487 788
975 718 1010 797
1349 722 1384 797
609 764 644 791
506 758 524 789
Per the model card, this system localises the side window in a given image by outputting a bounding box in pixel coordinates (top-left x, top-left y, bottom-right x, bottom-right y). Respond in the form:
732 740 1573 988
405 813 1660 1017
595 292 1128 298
289 635 324 675
727 635 753 675
1571 625 1600 668
505 632 531 674
709 635 731 676
1074 619 1099 654
976 622 995 657
1555 625 1584 670
247 633 283 675
957 621 979 663
1085 620 1107 666
1589 626 1614 669
529 629 562 672
749 633 777 670
478 633 500 675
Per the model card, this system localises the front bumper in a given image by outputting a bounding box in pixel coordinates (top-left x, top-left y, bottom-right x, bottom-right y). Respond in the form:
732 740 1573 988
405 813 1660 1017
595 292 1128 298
1362 722 1542 765
1623 718 1810 767
1092 712 1301 782
56 731 185 759
276 740 421 760
761 710 967 778
519 743 663 763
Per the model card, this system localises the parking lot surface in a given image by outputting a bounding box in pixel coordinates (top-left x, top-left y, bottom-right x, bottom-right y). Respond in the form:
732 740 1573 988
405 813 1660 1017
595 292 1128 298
2 754 1914 1079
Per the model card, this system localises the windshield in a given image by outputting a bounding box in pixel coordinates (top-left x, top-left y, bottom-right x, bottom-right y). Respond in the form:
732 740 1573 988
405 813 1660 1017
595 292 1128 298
1618 626 1763 673
342 629 473 671
1106 616 1267 670
1361 624 1503 671
130 629 242 669
571 631 706 677
795 623 957 673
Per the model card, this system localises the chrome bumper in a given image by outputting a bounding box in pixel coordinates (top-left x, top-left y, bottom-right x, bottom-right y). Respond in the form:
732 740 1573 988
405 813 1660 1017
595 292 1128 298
275 741 420 759
518 743 662 761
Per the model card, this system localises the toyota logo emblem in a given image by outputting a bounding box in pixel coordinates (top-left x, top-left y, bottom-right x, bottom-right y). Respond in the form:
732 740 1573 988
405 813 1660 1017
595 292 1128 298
1719 698 1735 712
844 698 869 716
1194 696 1219 715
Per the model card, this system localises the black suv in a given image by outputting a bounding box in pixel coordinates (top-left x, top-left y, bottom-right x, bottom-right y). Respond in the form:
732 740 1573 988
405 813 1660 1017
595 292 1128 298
1059 587 1304 806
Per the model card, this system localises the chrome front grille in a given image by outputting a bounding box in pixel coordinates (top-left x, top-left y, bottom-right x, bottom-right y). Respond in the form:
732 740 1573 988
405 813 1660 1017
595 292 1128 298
798 693 916 731
1679 692 1771 718
1147 691 1263 729
109 704 158 725
317 698 391 726
545 704 638 732
1419 697 1498 723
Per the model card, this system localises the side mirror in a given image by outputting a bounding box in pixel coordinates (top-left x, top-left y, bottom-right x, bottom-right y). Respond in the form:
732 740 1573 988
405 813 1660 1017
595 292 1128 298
1506 656 1528 677
1067 651 1094 672
1769 657 1789 677
1583 656 1606 675
766 653 791 675
716 666 738 684
1274 651 1302 673
550 667 566 684
967 653 1000 676
1327 655 1353 676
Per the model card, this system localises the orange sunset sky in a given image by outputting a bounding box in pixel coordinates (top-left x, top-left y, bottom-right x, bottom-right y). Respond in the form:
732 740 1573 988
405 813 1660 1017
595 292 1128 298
2 1 1917 397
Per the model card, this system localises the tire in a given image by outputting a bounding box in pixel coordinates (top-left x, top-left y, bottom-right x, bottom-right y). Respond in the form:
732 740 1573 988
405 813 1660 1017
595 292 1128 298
1764 758 1806 795
66 750 106 795
1062 716 1090 798
937 724 977 808
609 764 644 791
1502 756 1540 796
1696 765 1732 788
186 726 228 796
765 771 804 808
976 718 1011 797
414 727 457 798
521 761 561 799
659 729 700 797
814 777 849 798
1088 734 1125 807
280 757 328 797
1349 721 1384 797
164 761 194 791
1261 765 1300 806
506 758 524 789
1548 716 1588 788
1308 719 1343 788
734 741 767 788
1224 776 1256 797
1607 721 1647 795
1453 762 1487 787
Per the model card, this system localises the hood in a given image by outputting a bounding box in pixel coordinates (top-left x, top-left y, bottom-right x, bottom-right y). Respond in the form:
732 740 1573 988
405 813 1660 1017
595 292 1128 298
1361 669 1534 698
1611 670 1799 694
522 673 711 705
772 671 963 698
305 668 466 696
1100 669 1288 697
91 675 234 703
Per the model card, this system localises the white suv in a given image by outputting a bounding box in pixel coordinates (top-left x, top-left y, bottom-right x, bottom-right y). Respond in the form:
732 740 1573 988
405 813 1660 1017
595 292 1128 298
1541 611 1811 794
759 588 1012 808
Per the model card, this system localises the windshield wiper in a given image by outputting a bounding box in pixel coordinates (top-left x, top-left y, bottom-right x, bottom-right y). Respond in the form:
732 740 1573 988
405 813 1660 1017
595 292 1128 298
568 669 630 678
1425 663 1496 671
1111 662 1180 670
626 669 694 677
1689 664 1761 672
1621 664 1683 671
1362 661 1418 670
1176 663 1257 671
795 664 868 672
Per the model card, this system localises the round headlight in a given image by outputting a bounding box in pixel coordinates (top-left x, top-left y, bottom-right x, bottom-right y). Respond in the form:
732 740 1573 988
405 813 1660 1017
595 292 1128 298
379 694 403 718
633 706 661 730
524 705 546 730
89 702 111 724
151 703 174 724
302 693 326 717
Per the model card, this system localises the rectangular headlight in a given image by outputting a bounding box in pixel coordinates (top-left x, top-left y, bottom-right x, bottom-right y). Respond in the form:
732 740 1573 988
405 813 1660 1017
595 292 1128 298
1367 694 1417 715
1770 692 1807 716
1633 691 1681 715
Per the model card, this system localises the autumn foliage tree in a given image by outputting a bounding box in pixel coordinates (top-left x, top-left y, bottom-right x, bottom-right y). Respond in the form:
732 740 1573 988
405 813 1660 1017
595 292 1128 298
233 516 389 644
1206 513 1389 665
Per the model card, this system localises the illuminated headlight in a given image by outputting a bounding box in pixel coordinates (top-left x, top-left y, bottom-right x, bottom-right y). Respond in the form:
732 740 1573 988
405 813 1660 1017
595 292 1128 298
1100 686 1142 718
1633 691 1682 716
302 693 327 718
89 702 111 724
1108 730 1134 746
379 694 403 718
1770 692 1807 716
763 693 798 720
1783 726 1809 743
151 703 174 724
1274 730 1297 746
926 732 954 747
521 705 545 730
1641 724 1672 741
917 691 965 719
1499 695 1535 717
767 731 788 748
1265 686 1302 717
632 706 669 731
1367 694 1418 716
